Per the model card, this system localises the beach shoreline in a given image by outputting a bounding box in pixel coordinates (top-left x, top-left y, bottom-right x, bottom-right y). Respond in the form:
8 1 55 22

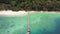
0 10 60 16
0 10 28 16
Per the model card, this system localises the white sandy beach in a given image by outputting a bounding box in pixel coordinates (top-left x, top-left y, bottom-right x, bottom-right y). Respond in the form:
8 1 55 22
0 10 60 16
0 10 28 16
0 10 36 16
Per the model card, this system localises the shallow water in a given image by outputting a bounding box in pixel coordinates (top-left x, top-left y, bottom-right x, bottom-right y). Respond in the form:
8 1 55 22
0 13 60 34
30 13 60 34
0 15 28 34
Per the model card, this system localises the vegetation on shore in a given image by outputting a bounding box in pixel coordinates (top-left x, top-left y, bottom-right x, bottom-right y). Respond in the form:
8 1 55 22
0 0 60 11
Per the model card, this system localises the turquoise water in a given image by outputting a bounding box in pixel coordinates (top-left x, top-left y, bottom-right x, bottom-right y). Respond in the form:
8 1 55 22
0 13 60 34
30 13 60 34
0 15 28 34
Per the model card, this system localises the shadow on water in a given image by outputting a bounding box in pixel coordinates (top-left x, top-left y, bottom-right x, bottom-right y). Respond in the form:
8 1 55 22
54 18 60 34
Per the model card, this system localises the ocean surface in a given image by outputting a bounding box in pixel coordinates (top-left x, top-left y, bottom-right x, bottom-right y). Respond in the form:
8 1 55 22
0 15 28 34
30 13 60 34
0 12 60 34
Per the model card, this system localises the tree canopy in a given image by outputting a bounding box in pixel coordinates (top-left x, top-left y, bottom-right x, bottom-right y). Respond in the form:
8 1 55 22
0 0 60 11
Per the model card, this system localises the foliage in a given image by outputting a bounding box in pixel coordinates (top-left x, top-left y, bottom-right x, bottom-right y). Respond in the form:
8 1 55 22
0 0 60 11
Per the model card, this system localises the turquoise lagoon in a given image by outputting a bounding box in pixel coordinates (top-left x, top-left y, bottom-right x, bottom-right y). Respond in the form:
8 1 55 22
0 15 28 34
0 13 60 34
30 13 60 34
